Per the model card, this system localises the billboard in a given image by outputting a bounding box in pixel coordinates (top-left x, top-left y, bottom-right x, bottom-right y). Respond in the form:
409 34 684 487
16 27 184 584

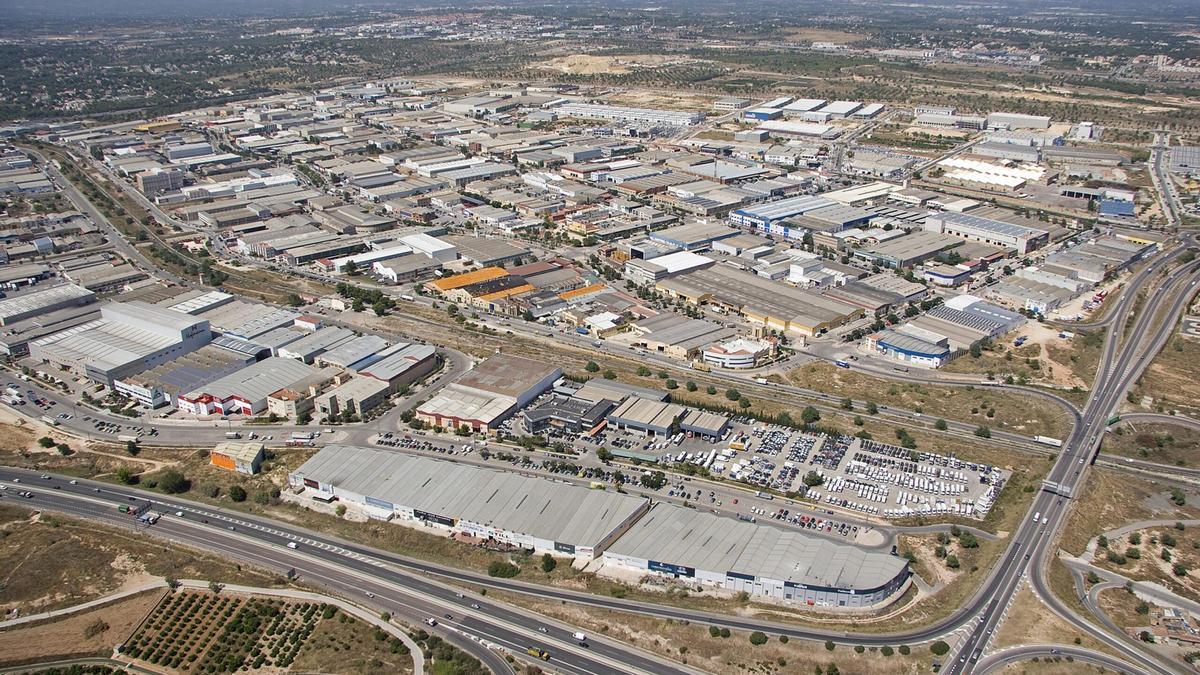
649 560 695 577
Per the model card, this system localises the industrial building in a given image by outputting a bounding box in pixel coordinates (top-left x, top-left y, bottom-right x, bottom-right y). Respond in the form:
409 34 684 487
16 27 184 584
0 284 96 326
624 251 715 286
853 231 961 269
177 356 334 416
648 222 739 251
658 265 863 337
866 329 951 368
924 212 1048 255
602 505 910 607
29 301 212 385
417 353 561 434
358 343 439 393
701 338 773 369
607 396 686 437
210 442 265 475
522 395 615 435
552 102 703 127
289 444 651 560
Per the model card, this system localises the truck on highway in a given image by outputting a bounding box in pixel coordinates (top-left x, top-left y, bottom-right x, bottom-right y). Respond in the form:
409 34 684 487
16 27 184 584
1106 415 1121 426
834 360 850 369
400 294 415 302
225 431 241 439
41 415 59 427
525 647 551 661
1033 436 1063 447
291 432 315 441
755 491 774 500
1 394 23 406
118 434 139 443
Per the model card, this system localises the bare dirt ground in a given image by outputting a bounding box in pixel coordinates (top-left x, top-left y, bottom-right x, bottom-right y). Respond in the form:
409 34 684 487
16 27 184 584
0 588 165 668
536 54 706 75
991 587 1112 654
780 28 867 44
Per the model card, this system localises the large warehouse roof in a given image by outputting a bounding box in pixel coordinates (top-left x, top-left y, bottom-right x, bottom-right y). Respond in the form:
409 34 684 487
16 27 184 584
294 445 650 547
183 356 323 403
456 353 560 398
0 284 94 325
609 505 908 593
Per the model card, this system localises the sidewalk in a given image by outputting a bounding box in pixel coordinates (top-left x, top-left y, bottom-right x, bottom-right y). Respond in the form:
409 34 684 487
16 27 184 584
0 582 164 629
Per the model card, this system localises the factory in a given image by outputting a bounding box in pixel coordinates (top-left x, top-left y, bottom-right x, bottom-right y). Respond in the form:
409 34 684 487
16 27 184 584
624 251 715 286
729 195 836 237
177 356 335 416
289 444 651 561
607 396 687 437
701 337 774 369
647 222 739 251
924 212 1048 255
210 441 265 475
865 329 950 368
551 102 703 127
602 505 910 607
29 301 212 386
853 231 962 269
0 283 96 326
416 353 561 434
658 265 863 337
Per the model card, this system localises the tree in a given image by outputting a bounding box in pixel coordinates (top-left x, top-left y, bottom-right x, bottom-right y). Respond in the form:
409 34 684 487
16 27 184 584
749 631 768 646
335 504 347 517
157 470 189 494
254 490 272 505
116 466 137 485
866 402 878 415
56 443 71 456
930 641 950 656
739 398 751 409
825 640 836 651
37 436 54 448
602 370 617 380
969 342 983 358
666 379 678 390
801 406 821 425
840 397 853 410
803 471 825 488
229 485 248 502
540 553 557 573
959 532 979 549
585 361 600 373
725 388 742 401
637 366 652 377
686 381 697 392
351 298 364 312
974 426 992 438
487 561 520 578
934 419 948 431
706 385 717 395
126 440 140 456
945 554 960 569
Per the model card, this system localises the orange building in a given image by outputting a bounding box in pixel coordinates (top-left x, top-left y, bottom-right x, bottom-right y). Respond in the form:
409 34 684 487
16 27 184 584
210 441 265 475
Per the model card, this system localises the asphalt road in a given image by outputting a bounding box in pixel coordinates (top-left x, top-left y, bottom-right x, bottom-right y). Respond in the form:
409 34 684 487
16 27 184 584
1 469 692 675
975 644 1139 674
944 249 1200 675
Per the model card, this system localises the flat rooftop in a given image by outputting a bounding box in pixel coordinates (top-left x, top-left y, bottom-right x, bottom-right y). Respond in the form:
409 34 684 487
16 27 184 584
293 444 649 547
608 504 908 592
456 353 560 398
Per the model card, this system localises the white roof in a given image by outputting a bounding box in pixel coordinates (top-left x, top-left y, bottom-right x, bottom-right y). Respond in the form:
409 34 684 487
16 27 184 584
944 294 984 311
650 251 713 274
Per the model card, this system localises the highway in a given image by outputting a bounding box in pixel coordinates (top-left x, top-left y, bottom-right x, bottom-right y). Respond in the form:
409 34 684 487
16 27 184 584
975 645 1138 674
0 468 694 675
943 245 1200 674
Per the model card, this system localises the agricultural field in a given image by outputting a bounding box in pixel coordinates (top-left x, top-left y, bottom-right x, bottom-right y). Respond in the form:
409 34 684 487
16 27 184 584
0 589 164 668
124 591 363 673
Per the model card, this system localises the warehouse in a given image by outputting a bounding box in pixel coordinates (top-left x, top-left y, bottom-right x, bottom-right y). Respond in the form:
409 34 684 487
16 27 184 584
729 195 835 234
278 326 356 364
608 396 686 437
522 395 616 434
602 505 909 607
865 329 950 368
113 343 256 408
853 231 961 269
925 212 1048 255
0 283 95 326
552 102 703 127
629 314 737 361
198 301 300 341
358 343 439 393
177 356 335 416
624 251 715 286
317 334 390 370
679 409 729 439
648 222 739 251
289 444 651 560
29 301 212 386
986 112 1051 130
702 337 773 369
658 265 862 337
818 101 862 118
442 236 530 267
315 376 391 418
417 353 561 434
210 442 265 475
755 120 839 140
